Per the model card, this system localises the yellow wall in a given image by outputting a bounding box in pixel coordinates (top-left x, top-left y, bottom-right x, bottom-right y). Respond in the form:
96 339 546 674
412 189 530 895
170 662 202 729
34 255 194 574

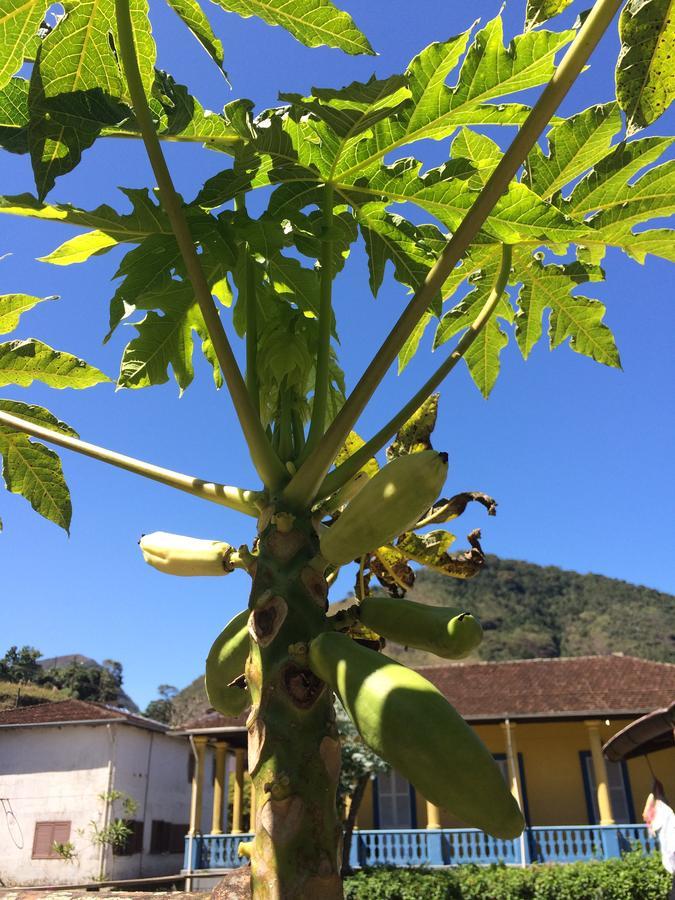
355 717 675 829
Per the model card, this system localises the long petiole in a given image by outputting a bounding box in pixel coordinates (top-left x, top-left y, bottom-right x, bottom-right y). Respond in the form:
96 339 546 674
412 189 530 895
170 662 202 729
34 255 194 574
236 194 261 418
283 0 623 509
0 410 263 516
318 245 513 500
300 184 334 463
114 0 285 491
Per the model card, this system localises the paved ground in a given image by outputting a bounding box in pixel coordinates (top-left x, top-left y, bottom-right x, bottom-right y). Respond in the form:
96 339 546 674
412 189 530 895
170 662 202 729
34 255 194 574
0 871 252 900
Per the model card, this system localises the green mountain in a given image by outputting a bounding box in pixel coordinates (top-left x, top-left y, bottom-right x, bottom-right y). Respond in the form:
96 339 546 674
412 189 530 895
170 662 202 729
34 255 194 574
171 557 675 724
383 555 675 667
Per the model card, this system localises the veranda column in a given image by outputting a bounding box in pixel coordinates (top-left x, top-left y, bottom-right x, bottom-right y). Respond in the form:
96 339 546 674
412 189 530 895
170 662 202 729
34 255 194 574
501 720 525 811
211 741 228 834
425 799 442 829
585 720 615 825
231 747 245 834
188 735 208 835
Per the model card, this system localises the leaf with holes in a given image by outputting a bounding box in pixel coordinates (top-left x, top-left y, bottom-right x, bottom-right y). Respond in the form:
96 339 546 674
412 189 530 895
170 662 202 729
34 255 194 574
616 0 675 135
0 339 110 388
0 0 49 91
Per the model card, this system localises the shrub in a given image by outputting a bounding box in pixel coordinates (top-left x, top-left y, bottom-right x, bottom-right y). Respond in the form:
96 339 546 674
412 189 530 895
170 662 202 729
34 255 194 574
344 852 672 900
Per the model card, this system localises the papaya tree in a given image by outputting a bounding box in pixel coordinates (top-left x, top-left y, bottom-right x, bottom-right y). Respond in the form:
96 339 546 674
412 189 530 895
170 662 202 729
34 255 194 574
0 0 673 896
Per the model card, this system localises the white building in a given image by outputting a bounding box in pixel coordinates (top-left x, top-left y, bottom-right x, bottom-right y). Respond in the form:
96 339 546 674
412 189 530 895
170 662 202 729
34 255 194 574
0 699 218 887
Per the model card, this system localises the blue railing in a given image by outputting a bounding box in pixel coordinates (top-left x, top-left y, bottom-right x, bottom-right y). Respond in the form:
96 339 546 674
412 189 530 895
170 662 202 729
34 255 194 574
184 824 657 871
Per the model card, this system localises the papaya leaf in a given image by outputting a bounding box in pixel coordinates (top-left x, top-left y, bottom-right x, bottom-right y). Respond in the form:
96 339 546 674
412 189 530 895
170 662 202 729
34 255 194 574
524 0 575 31
0 399 77 532
562 138 675 260
524 103 623 200
208 0 374 56
163 0 226 73
396 528 486 580
386 394 439 461
371 545 415 597
0 339 110 388
334 432 378 479
418 491 498 527
344 158 590 245
280 74 410 140
2 188 171 250
0 0 50 91
434 251 514 397
616 0 675 135
0 293 56 335
356 204 443 302
118 281 221 392
0 77 29 154
26 0 156 197
398 313 432 375
0 398 78 437
512 251 620 367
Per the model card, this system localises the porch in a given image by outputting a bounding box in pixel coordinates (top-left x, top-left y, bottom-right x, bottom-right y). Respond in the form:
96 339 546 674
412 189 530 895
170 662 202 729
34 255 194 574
184 823 657 871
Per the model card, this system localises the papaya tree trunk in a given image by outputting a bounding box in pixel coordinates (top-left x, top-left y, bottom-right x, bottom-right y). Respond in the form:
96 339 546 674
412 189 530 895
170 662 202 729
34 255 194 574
244 509 343 899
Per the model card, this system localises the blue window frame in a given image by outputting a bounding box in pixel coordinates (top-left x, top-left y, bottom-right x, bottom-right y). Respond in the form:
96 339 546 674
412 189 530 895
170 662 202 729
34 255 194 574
494 752 531 826
579 751 635 824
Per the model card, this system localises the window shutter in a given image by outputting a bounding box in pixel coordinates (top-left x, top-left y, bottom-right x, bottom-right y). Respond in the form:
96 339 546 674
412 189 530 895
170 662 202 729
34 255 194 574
32 821 71 859
169 823 188 854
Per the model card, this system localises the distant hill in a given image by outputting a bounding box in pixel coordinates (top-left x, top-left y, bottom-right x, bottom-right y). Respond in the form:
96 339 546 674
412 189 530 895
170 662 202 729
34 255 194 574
0 681 68 711
38 654 139 712
171 557 675 724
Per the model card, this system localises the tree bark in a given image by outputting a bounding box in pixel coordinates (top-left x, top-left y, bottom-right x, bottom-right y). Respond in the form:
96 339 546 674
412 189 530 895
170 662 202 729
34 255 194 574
244 509 343 899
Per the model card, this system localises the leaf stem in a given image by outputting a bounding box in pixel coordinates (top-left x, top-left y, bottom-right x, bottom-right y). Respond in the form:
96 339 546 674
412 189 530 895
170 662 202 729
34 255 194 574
236 194 261 418
319 245 513 499
283 0 623 508
114 0 285 491
0 410 263 516
300 184 334 462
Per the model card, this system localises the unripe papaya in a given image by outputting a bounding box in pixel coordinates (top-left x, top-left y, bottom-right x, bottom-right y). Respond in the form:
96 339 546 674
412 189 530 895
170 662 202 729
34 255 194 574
359 596 482 659
140 531 232 577
205 610 250 717
308 631 523 840
320 451 448 567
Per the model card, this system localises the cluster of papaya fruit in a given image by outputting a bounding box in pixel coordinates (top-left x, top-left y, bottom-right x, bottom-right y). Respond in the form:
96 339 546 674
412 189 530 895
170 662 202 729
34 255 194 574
139 446 523 840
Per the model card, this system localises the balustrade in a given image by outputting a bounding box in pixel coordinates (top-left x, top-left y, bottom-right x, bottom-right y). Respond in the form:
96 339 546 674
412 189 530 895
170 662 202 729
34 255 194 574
184 824 655 872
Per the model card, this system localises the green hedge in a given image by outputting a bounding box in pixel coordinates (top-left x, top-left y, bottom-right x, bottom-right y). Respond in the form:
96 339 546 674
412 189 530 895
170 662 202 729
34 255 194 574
344 851 672 900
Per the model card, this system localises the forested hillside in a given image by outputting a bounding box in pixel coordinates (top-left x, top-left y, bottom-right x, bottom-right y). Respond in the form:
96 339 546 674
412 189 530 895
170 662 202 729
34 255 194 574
171 557 675 723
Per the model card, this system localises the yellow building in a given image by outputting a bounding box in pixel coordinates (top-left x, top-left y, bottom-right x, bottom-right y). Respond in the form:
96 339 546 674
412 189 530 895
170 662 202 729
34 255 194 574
179 654 675 875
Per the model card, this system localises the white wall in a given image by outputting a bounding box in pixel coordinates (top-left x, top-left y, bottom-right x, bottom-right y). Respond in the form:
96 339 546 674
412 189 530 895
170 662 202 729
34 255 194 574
0 722 194 886
106 727 195 878
0 724 112 886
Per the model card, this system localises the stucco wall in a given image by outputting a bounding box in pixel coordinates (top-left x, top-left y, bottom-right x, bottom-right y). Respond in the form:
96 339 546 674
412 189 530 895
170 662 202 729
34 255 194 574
0 723 196 886
356 717 675 829
103 727 195 880
0 724 113 886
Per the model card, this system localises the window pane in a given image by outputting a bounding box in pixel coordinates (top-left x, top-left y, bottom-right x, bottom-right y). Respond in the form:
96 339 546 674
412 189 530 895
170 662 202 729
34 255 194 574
584 755 630 823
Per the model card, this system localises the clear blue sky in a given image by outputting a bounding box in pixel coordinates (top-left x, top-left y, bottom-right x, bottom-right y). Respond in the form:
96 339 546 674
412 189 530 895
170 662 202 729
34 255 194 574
1 0 673 711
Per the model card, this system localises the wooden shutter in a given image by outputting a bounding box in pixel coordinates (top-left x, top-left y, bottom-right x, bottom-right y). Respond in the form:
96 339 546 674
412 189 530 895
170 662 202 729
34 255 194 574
32 821 71 859
169 823 188 854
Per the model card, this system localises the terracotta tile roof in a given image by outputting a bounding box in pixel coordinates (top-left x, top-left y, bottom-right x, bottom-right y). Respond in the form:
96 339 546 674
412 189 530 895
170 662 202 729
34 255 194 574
0 698 168 732
178 655 675 731
416 655 675 720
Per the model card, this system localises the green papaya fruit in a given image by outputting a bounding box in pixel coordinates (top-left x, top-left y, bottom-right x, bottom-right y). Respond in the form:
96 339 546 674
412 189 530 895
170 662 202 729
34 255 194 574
359 595 482 659
320 450 448 567
308 631 523 839
205 609 250 717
